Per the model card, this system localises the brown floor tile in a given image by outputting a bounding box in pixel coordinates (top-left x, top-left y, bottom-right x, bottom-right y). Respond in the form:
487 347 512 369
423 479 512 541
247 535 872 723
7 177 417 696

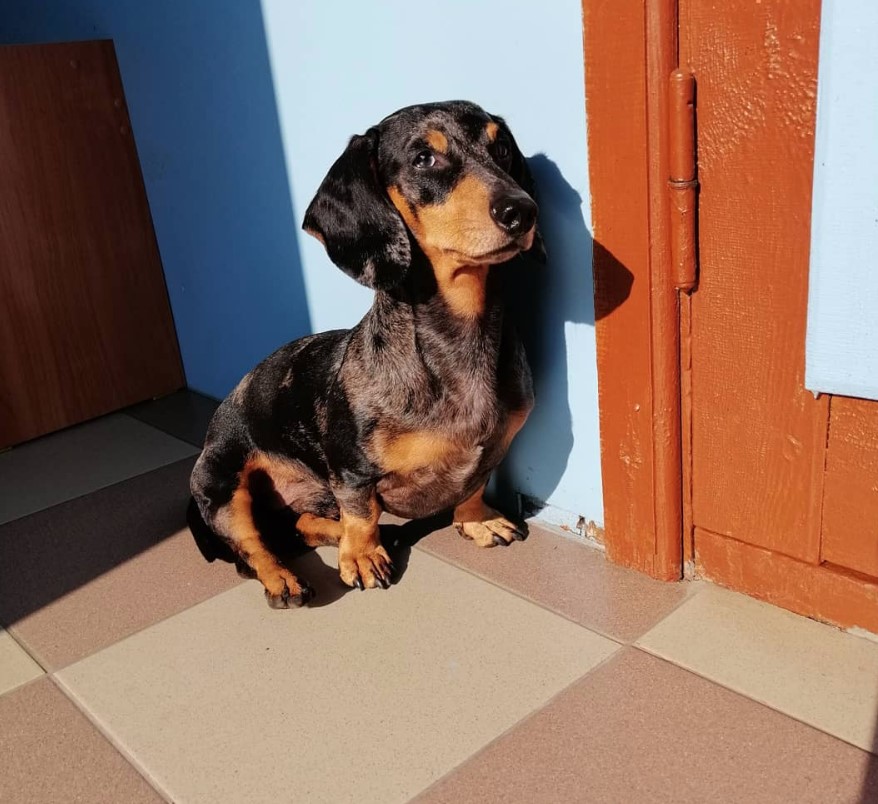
412 519 689 641
125 389 219 447
416 648 878 804
637 583 878 753
0 458 241 670
0 677 161 803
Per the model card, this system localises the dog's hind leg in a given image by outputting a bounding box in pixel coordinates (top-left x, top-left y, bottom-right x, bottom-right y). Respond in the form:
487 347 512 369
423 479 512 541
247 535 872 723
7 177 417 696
295 513 343 547
453 482 527 547
215 482 315 609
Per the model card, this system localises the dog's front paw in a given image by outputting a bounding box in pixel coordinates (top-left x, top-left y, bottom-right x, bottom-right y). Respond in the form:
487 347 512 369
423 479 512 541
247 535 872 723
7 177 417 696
261 566 315 609
454 510 527 547
339 545 394 590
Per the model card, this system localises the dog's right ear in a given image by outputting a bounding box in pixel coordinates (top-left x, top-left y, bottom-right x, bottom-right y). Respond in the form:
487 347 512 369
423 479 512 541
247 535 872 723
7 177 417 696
303 128 411 290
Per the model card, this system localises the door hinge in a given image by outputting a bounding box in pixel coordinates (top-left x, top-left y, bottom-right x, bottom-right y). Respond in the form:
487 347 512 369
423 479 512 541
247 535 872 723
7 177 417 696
668 69 698 293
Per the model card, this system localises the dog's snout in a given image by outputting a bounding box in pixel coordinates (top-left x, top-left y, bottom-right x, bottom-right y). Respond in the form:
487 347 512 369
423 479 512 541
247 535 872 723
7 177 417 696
489 194 537 236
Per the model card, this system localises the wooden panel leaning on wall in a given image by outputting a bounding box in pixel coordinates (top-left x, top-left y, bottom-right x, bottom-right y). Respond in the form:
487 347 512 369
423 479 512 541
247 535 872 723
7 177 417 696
0 40 183 448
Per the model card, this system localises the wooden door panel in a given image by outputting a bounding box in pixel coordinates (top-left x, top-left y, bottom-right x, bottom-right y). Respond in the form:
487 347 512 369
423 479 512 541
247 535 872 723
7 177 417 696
695 525 878 633
685 0 827 562
821 398 878 578
0 41 183 448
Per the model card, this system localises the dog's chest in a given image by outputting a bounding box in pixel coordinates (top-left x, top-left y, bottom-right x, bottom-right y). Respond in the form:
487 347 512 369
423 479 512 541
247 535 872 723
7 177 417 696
370 422 501 519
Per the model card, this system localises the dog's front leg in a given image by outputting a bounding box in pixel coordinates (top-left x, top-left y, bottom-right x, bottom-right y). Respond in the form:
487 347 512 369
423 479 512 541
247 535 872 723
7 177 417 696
332 483 393 590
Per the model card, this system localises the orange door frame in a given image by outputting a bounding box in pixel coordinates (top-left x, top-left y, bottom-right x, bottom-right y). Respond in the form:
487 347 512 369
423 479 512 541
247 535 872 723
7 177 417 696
583 0 685 581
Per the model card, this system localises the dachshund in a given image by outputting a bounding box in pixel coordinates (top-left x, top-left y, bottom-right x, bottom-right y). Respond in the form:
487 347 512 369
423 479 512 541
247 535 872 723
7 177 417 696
188 100 544 607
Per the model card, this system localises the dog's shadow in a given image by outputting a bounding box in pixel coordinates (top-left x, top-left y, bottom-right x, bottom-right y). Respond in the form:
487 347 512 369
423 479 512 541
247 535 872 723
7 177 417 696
215 506 454 607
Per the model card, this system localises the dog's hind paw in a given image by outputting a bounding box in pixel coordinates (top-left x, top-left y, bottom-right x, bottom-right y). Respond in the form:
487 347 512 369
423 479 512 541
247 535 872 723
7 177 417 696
454 513 527 547
260 567 315 609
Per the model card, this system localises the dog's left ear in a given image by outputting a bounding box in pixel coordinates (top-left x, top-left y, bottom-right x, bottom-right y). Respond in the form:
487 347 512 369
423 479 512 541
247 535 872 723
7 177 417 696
303 128 411 290
491 115 547 264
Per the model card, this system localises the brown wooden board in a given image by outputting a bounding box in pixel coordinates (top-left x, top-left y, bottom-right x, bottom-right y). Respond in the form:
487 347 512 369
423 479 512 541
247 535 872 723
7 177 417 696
0 41 183 447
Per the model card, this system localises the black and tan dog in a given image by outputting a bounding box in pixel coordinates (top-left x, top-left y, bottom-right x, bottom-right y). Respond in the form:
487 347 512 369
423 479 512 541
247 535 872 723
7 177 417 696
188 100 544 607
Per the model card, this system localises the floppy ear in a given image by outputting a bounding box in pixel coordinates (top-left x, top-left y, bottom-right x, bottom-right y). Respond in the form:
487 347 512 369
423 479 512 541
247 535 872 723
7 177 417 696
302 128 411 289
492 116 547 264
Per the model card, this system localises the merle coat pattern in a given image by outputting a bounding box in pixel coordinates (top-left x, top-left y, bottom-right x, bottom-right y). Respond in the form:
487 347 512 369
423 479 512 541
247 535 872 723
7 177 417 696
188 101 544 607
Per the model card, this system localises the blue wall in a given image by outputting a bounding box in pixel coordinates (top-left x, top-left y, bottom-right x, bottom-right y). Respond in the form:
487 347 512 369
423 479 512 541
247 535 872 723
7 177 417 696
806 0 878 402
0 0 312 398
1 0 604 527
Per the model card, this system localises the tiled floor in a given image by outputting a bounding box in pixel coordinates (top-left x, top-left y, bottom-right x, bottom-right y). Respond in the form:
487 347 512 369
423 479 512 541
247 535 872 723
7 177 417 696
1 392 877 804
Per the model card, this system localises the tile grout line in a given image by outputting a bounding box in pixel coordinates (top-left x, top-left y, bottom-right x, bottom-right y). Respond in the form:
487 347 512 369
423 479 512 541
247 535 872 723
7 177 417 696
3 625 49 674
412 542 626 643
41 573 249 676
120 410 208 449
0 450 199 529
41 534 612 680
50 672 175 804
405 646 629 803
631 642 878 757
0 671 48 702
412 539 707 645
45 552 620 804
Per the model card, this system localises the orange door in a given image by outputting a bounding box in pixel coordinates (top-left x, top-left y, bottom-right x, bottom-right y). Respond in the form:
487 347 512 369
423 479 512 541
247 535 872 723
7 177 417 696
0 41 183 448
682 0 878 628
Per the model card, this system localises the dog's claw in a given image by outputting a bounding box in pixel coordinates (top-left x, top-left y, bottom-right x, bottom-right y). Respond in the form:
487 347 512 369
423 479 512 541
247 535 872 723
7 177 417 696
492 533 509 547
512 528 527 541
300 583 316 604
354 577 364 590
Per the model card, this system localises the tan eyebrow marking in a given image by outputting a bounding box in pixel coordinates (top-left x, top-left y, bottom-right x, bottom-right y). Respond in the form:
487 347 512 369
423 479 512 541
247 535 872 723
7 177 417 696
425 129 448 153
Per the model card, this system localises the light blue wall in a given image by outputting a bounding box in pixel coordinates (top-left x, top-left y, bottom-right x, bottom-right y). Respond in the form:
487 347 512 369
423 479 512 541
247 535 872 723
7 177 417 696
263 0 601 526
1 0 604 526
806 0 878 401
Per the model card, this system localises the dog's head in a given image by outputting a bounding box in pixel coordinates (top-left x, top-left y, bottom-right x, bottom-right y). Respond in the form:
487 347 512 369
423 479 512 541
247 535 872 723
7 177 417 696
303 101 545 298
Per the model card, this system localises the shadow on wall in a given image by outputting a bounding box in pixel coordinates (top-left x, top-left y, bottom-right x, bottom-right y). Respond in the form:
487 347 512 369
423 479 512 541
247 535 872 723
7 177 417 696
0 0 314 397
120 0 315 396
493 154 633 515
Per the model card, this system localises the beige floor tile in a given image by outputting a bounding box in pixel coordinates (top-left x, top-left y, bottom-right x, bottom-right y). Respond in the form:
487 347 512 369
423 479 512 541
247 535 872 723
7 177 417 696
0 413 198 524
637 583 878 753
407 518 691 642
0 677 162 803
57 548 618 804
0 629 42 696
416 648 878 804
1 458 242 670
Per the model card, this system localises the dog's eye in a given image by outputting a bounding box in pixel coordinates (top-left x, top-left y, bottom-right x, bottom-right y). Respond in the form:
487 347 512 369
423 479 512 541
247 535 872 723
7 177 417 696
413 150 436 169
494 141 511 162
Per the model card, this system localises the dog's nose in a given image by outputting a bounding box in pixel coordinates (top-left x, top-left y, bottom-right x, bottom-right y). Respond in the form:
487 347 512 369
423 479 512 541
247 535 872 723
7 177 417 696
490 194 537 236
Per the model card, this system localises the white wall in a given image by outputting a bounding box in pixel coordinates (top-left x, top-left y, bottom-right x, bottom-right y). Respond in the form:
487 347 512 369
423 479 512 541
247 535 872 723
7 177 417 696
806 0 878 401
